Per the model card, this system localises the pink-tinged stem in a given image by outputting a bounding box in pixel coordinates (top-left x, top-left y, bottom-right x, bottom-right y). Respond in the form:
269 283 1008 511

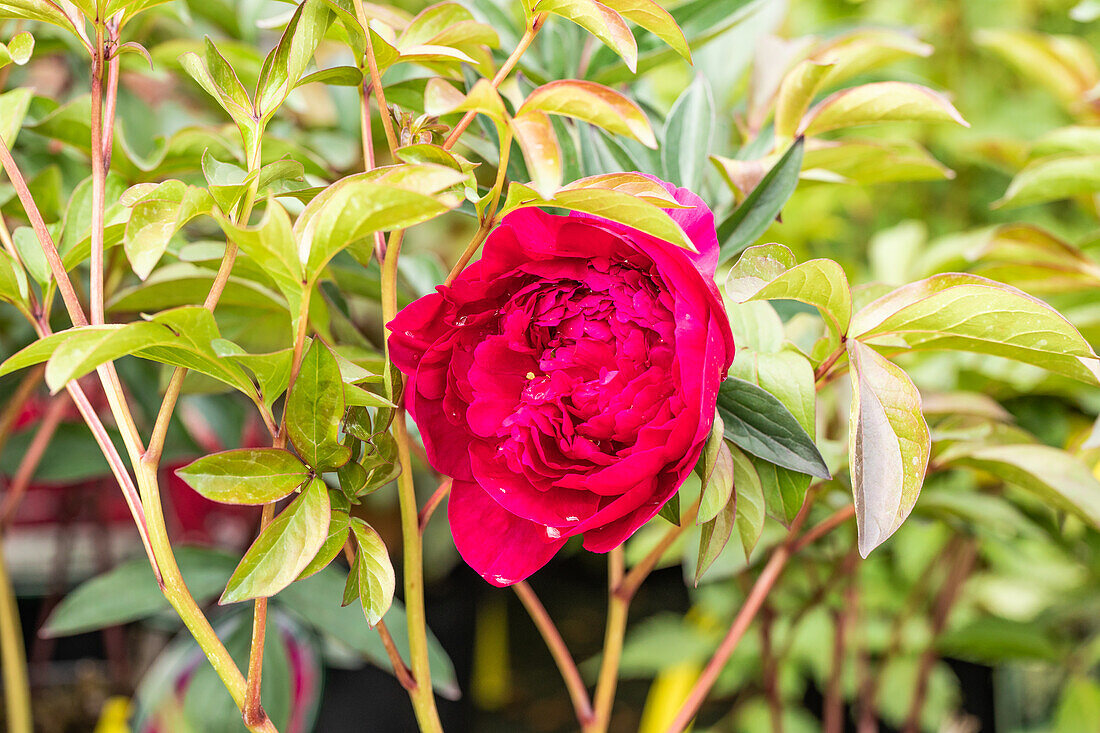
514 581 595 727
663 496 859 733
442 13 548 151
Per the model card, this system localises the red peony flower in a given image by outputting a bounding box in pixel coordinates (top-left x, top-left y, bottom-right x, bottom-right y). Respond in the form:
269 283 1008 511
388 176 735 586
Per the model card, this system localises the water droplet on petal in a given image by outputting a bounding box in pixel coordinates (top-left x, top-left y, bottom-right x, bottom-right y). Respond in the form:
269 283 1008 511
545 526 561 539
491 575 513 585
565 515 579 523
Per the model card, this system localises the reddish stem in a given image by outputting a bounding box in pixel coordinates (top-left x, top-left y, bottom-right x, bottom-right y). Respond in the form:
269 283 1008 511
824 550 860 733
901 540 977 733
514 581 595 727
663 495 860 733
417 478 451 534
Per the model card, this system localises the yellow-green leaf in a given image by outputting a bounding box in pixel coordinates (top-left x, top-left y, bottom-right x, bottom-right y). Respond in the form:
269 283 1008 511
520 79 656 148
221 478 331 603
799 82 969 137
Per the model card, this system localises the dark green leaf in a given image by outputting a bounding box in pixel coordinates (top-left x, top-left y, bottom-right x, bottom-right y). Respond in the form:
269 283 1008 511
716 138 804 264
716 376 830 479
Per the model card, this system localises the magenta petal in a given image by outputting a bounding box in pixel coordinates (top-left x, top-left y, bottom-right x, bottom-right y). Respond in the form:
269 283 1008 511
448 480 567 587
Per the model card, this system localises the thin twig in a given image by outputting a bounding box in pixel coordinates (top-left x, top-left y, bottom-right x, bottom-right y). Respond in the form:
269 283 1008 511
814 340 847 382
417 477 451 534
354 0 398 156
791 504 855 554
902 539 977 733
0 367 43 459
377 618 418 692
616 497 701 603
0 133 87 326
514 581 595 727
664 495 828 733
442 13 547 151
243 502 277 728
824 549 860 733
760 604 783 733
89 23 107 325
0 540 31 733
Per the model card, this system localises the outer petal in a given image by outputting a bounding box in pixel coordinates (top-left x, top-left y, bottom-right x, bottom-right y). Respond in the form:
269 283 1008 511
639 174 720 278
448 480 567 587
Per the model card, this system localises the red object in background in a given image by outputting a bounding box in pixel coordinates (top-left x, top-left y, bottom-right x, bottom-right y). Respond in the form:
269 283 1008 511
4 394 260 549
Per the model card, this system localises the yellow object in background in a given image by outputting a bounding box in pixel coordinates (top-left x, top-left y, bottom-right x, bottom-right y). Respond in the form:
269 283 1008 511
638 661 701 733
93 696 132 733
472 593 511 710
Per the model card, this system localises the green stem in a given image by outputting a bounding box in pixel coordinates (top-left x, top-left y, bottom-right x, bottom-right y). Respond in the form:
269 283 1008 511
0 539 31 733
381 230 443 733
585 548 627 733
136 461 278 733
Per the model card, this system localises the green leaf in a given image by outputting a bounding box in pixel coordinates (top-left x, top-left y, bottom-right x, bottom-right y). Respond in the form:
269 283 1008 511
256 0 333 118
179 38 258 155
342 552 360 606
975 28 1098 106
287 339 351 471
175 448 310 505
351 518 396 627
0 88 33 174
966 224 1100 294
850 273 1100 383
503 182 694 250
599 0 690 61
424 77 507 124
216 200 302 301
123 182 213 279
221 477 331 604
42 547 238 637
212 342 294 410
726 243 852 357
731 348 817 524
695 482 736 585
695 416 733 525
0 247 29 310
936 617 1061 664
799 82 969 137
657 492 680 525
800 139 954 186
716 138 804 263
512 111 564 199
661 74 714 191
535 0 638 72
298 510 350 580
716 377 830 480
0 1 81 35
294 175 453 283
519 79 656 148
995 154 1100 209
1054 677 1100 733
847 340 930 557
3 31 33 66
729 445 765 559
939 443 1100 528
774 60 834 141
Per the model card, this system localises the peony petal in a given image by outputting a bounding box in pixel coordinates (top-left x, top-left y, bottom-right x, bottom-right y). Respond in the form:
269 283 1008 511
448 479 567 586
